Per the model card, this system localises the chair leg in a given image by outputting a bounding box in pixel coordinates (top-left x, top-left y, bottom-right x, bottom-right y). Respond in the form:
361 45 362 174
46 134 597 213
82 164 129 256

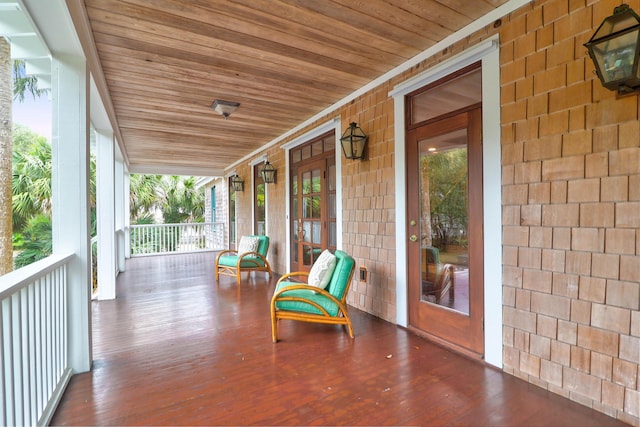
270 310 278 342
344 314 355 339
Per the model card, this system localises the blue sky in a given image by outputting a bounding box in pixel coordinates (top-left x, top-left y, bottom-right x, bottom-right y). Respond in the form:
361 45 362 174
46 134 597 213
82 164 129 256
13 94 52 140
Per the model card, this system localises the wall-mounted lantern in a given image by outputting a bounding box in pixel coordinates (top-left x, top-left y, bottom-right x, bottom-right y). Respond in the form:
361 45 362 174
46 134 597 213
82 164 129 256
231 173 244 192
261 160 277 184
584 4 640 95
340 122 368 160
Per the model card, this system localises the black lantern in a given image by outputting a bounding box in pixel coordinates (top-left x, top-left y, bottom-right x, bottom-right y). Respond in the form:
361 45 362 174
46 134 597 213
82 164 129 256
231 174 244 192
261 160 277 184
340 122 368 160
584 4 640 94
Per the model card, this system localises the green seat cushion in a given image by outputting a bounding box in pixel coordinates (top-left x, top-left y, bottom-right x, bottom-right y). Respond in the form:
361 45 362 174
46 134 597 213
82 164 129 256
274 281 340 317
218 255 265 268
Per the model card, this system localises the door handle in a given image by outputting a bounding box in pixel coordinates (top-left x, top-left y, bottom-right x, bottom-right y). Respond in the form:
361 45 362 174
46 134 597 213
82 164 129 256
409 234 418 242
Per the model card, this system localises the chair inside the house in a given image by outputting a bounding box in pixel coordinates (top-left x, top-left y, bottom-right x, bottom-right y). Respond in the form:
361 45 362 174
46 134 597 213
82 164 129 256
270 249 356 342
421 245 455 304
215 235 272 284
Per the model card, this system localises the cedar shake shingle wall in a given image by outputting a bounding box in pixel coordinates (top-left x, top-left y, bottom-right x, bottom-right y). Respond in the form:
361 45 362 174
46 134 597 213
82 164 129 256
235 0 638 424
501 1 639 425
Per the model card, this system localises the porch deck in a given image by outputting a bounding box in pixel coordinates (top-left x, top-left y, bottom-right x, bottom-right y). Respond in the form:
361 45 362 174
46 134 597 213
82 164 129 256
51 252 626 426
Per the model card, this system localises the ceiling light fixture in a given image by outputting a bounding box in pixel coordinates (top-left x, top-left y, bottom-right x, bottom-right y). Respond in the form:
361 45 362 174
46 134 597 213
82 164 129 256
211 99 240 119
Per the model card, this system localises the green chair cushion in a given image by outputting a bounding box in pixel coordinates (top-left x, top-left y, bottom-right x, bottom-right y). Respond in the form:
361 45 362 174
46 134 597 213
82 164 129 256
324 250 355 300
274 281 340 317
274 249 355 317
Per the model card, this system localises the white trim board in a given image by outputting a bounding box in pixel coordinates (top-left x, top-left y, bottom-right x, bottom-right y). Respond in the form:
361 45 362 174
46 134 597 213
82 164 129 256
392 35 503 368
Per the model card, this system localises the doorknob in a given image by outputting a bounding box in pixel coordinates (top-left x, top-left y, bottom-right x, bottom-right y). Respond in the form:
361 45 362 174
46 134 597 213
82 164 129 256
409 234 418 242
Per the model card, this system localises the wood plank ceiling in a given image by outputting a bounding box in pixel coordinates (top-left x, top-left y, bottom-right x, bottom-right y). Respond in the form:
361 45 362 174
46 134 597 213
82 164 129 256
83 0 509 176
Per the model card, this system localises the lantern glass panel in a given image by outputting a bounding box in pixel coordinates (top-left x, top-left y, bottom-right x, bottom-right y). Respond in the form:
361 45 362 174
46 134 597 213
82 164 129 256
594 12 639 39
592 29 640 83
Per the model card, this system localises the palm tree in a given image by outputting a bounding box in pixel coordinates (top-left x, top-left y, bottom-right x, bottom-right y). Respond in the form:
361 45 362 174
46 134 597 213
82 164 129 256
0 37 12 274
0 46 45 274
12 130 51 232
13 214 51 268
129 173 162 223
159 175 204 224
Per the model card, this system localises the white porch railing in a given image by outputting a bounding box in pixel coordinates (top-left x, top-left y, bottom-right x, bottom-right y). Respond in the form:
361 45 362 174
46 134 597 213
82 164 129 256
0 253 74 426
130 222 225 256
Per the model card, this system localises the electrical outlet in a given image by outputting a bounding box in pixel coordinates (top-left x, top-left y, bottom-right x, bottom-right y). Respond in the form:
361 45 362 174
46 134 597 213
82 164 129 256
359 266 367 282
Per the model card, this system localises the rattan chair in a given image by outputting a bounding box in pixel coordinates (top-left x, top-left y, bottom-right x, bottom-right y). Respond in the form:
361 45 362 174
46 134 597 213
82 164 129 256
215 235 271 284
270 249 355 342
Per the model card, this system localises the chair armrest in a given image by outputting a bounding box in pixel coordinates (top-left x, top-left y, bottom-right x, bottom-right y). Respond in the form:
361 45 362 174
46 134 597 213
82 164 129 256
276 271 310 285
215 249 238 262
272 284 344 307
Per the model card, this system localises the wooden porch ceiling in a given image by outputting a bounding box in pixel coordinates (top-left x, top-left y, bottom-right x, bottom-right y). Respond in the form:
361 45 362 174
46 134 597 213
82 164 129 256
78 0 511 176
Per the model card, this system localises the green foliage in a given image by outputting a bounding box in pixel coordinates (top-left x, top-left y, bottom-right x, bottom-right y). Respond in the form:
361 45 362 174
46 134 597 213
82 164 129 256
424 148 468 248
12 127 51 232
14 214 52 268
129 174 204 225
12 60 44 101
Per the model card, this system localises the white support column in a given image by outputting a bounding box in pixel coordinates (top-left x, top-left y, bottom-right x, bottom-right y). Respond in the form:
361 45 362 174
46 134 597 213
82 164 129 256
51 54 91 373
124 172 131 258
115 152 126 272
96 131 116 300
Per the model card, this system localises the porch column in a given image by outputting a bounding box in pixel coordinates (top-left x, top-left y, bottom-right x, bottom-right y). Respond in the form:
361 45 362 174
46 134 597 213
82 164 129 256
124 172 131 258
115 151 126 271
51 54 91 373
96 130 116 300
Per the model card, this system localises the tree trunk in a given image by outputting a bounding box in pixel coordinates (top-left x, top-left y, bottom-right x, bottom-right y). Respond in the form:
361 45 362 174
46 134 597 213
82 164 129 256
0 37 13 275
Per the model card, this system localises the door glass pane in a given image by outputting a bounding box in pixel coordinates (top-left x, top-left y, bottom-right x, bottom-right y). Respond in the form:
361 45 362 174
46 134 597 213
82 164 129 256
328 164 336 191
303 244 313 266
292 176 298 195
329 222 336 247
312 169 321 192
302 171 311 194
302 196 311 218
411 68 481 124
302 221 311 242
311 196 321 218
291 198 298 220
419 128 469 314
312 221 321 244
328 194 336 218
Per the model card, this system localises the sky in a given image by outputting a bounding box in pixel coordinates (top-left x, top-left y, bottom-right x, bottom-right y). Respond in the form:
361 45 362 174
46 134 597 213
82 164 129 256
13 94 52 140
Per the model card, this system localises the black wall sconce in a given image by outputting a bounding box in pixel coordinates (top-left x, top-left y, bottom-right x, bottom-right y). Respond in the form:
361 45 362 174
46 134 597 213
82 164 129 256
261 160 277 184
340 122 368 160
231 173 244 192
584 4 640 95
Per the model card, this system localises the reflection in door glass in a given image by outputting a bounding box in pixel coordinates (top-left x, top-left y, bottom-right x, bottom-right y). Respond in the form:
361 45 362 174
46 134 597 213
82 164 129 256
419 132 469 314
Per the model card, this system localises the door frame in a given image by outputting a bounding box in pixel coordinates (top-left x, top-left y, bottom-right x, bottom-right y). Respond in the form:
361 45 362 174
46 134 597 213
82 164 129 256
390 37 503 367
281 119 344 273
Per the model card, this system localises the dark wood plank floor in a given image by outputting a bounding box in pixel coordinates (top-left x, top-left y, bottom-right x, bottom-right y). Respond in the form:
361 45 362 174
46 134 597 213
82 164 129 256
51 252 628 426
